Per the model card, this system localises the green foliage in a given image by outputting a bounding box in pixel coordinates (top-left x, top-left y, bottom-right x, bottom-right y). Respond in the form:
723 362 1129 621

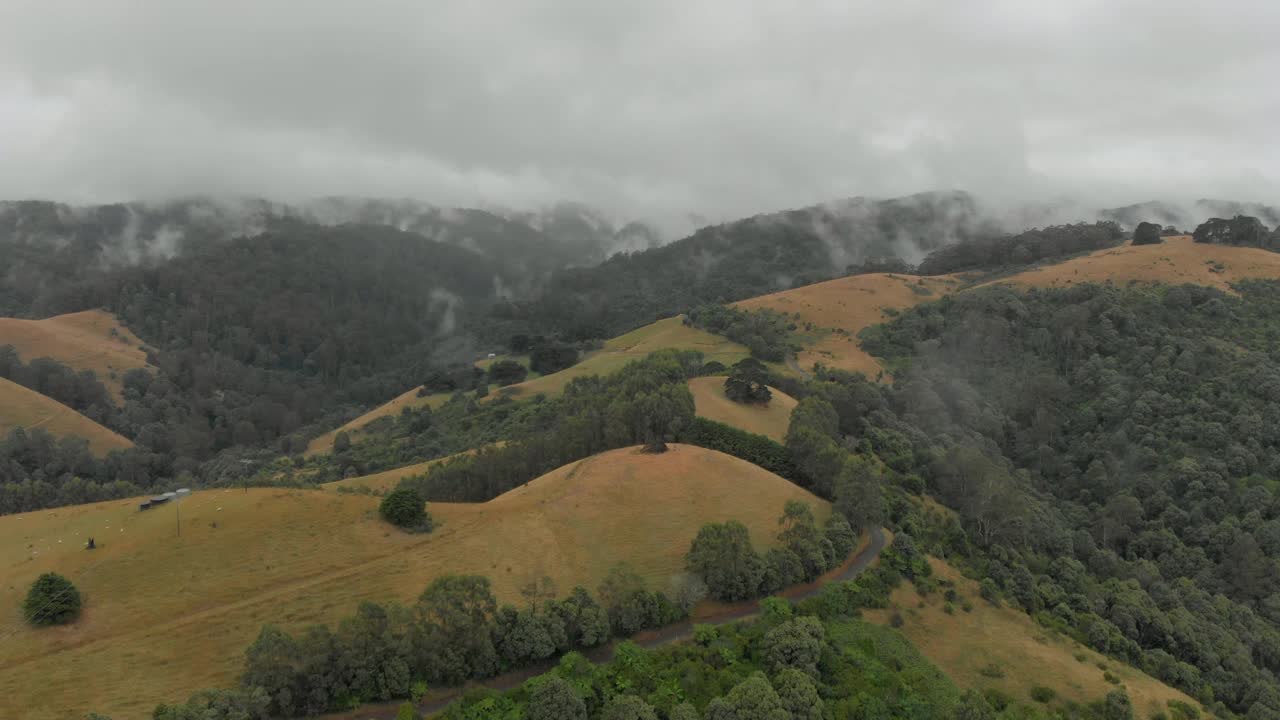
723 358 773 405
525 677 587 720
378 488 433 531
686 520 762 599
679 417 800 484
851 280 1280 714
23 572 81 626
762 616 824 677
1030 686 1056 703
917 221 1125 274
529 345 580 375
487 359 528 387
1132 222 1163 246
150 687 271 720
688 306 796 363
400 351 699 502
600 694 658 720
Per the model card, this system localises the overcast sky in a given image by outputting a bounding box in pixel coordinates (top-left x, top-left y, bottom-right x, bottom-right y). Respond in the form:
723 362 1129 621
1 0 1277 223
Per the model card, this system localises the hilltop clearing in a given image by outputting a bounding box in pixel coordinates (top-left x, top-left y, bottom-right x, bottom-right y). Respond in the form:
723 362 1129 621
735 273 962 378
0 444 822 719
307 317 751 455
0 377 132 456
0 309 148 401
687 375 796 442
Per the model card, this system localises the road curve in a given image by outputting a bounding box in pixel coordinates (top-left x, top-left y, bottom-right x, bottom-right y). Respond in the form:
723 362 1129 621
329 527 888 720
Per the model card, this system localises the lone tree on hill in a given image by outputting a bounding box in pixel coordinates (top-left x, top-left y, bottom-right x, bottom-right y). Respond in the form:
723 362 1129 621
379 488 434 532
1131 221 1163 245
23 572 82 626
724 357 773 405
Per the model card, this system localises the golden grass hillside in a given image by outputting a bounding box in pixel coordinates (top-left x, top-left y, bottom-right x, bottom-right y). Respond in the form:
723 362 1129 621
0 309 149 401
0 377 132 456
307 316 752 455
984 234 1280 294
735 273 962 378
0 444 824 719
688 375 797 442
864 558 1206 718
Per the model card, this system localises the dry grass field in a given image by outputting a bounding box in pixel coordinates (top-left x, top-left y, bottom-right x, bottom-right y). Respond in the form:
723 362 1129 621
688 375 797 442
307 316 752 455
0 309 149 401
0 444 823 719
735 273 962 379
984 235 1280 294
0 377 132 456
864 558 1205 718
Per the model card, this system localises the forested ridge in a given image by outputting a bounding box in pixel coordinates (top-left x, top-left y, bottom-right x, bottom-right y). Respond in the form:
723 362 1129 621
849 279 1280 717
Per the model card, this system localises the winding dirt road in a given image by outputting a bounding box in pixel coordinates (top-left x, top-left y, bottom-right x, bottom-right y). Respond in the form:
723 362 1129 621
328 527 888 719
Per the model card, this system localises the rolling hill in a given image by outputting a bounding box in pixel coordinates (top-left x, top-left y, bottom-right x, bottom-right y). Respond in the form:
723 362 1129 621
0 309 148 401
307 316 752 454
982 234 1280 293
0 377 132 456
687 375 797 442
0 444 824 719
740 235 1280 380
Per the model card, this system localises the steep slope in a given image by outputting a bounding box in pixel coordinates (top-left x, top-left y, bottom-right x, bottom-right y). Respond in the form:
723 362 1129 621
0 444 822 719
864 558 1205 718
0 309 149 400
687 376 797 442
0 377 132 455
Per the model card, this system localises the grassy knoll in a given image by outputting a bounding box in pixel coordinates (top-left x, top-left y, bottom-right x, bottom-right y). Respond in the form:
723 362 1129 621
0 377 132 456
0 444 822 719
0 309 149 401
687 375 797 442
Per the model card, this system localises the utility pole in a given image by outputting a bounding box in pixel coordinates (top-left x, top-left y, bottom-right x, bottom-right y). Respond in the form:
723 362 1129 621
176 499 181 538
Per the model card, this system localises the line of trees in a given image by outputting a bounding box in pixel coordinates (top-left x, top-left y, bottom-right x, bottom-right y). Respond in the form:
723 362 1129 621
153 570 696 719
398 351 701 502
685 501 857 603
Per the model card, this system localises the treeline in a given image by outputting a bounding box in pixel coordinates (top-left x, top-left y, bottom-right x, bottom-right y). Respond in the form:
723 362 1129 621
155 570 696 718
916 221 1125 275
1192 215 1280 250
853 280 1280 717
0 428 173 515
685 305 798 362
249 391 568 486
685 501 858 602
399 351 700 502
0 346 120 427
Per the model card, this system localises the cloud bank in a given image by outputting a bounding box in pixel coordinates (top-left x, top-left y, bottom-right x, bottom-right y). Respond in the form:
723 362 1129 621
1 0 1277 224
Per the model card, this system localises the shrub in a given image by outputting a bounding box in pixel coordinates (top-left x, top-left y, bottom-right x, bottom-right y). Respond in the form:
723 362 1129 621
379 488 434 532
1031 686 1056 703
23 572 82 626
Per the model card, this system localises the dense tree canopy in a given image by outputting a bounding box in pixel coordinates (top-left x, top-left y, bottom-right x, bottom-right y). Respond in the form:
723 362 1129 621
23 572 81 626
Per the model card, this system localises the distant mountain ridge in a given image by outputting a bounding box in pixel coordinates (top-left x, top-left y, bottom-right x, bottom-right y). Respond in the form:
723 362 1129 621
0 197 663 316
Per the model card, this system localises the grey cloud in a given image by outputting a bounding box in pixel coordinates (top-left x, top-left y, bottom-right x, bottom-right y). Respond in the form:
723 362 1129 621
0 0 1277 225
